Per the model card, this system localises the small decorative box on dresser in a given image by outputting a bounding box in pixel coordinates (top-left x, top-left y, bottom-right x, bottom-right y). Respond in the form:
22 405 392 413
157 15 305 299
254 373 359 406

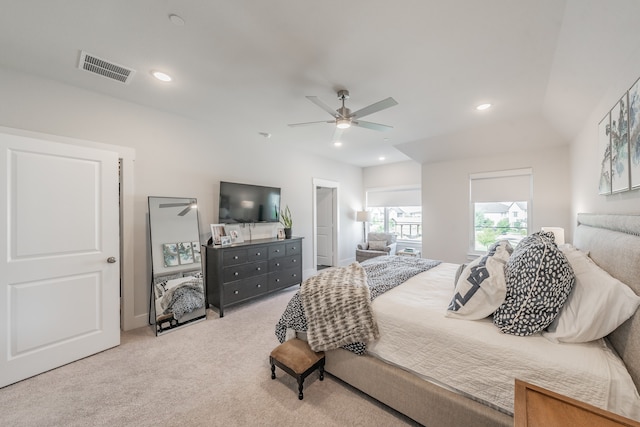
204 237 303 317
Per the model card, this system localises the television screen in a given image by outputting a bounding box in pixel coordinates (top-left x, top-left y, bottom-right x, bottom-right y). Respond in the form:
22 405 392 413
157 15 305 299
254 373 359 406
219 181 281 224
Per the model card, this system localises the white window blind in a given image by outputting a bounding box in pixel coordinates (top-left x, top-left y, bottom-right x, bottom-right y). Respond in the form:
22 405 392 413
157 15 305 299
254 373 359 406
366 188 421 207
469 168 532 203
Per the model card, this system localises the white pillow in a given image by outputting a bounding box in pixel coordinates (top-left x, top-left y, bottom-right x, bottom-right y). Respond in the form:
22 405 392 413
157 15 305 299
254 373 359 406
543 246 640 343
446 240 512 320
368 240 387 250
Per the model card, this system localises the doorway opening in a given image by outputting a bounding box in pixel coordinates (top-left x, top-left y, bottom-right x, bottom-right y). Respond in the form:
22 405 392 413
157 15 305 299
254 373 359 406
312 179 339 271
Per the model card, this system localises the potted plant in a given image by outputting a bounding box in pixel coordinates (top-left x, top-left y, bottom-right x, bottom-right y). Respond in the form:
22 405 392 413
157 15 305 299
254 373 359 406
280 205 293 239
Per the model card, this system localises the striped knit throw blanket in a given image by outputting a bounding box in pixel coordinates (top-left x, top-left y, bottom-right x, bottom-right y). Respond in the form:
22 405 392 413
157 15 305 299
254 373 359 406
300 262 379 352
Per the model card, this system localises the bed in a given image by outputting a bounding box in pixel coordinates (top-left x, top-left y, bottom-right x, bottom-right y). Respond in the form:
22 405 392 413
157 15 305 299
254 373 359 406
152 270 206 333
275 213 640 426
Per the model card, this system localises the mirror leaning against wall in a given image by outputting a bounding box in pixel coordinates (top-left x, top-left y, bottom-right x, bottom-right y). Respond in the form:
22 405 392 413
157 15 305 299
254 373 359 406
148 196 206 335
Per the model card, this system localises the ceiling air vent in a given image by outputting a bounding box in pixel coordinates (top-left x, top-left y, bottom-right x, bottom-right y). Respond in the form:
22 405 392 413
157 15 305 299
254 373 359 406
78 51 136 84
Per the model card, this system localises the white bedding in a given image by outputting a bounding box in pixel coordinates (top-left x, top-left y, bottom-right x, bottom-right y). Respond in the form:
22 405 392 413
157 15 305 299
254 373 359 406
367 263 640 420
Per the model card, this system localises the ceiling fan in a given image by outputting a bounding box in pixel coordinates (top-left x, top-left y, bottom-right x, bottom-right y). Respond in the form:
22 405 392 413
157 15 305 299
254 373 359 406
159 200 197 216
288 89 398 132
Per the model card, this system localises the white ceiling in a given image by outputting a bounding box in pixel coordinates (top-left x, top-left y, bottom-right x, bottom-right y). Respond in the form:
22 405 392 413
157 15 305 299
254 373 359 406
1 0 640 167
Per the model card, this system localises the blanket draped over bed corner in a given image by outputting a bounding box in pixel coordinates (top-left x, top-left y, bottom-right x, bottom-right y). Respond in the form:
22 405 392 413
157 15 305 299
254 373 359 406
301 262 377 352
275 256 442 354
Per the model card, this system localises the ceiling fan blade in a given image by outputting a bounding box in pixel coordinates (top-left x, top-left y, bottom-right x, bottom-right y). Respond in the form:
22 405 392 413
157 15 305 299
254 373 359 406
306 96 341 118
178 206 192 216
351 120 394 132
288 120 334 127
351 97 398 119
159 203 189 208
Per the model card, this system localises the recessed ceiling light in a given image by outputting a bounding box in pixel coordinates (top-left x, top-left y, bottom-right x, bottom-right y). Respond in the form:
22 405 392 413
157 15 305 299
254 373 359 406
152 71 172 82
379 156 386 161
334 141 342 147
168 14 185 26
476 103 492 111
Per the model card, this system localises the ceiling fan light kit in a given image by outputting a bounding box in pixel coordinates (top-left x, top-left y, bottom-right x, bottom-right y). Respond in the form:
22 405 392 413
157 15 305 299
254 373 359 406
336 118 351 129
288 89 398 132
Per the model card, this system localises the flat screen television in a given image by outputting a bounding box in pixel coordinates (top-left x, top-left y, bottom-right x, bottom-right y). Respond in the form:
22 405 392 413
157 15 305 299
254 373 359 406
218 181 281 224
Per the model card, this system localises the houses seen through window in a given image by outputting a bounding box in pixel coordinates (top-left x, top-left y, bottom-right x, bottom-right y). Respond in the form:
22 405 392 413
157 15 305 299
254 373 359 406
474 201 527 251
369 206 422 242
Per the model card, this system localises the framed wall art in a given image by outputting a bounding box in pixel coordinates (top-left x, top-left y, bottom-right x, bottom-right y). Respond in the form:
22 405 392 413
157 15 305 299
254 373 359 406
177 242 194 265
629 77 640 189
162 243 179 267
598 112 612 195
610 94 630 193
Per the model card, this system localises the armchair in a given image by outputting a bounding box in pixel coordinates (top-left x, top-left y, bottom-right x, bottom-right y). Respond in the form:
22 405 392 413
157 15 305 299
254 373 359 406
356 232 397 263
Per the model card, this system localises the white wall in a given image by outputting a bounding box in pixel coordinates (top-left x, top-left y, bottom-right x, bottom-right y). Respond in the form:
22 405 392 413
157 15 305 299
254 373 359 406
422 145 572 264
0 67 364 330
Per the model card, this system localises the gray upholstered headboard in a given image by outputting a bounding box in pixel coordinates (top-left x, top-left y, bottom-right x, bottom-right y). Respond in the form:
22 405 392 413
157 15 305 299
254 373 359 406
573 213 640 390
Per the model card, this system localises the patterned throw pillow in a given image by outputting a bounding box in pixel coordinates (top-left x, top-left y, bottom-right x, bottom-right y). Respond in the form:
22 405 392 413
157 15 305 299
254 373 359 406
154 281 168 298
493 231 575 336
447 240 513 320
368 240 388 250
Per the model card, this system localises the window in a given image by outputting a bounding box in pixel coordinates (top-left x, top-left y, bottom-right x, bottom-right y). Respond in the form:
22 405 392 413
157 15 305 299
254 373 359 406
369 206 422 242
366 187 421 243
474 202 527 251
470 169 532 253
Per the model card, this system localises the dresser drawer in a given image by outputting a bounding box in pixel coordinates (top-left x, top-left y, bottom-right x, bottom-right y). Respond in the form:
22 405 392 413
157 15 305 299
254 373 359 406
247 246 268 262
268 254 301 271
223 276 268 304
223 261 268 282
285 242 301 256
223 249 247 266
268 243 287 259
268 267 302 291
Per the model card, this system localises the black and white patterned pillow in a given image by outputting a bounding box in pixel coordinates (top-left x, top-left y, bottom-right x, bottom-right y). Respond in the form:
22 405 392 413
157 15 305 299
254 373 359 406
493 231 575 336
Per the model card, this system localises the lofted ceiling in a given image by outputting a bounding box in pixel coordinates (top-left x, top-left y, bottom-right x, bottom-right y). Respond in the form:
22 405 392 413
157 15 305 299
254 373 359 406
1 0 640 167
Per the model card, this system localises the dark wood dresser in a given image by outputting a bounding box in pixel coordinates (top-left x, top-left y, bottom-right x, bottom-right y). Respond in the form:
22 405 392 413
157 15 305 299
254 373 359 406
204 237 303 317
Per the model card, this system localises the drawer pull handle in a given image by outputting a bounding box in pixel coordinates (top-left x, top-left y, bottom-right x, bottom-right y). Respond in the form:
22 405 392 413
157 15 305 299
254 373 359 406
234 290 239 295
256 284 261 288
276 263 280 267
234 272 239 276
233 256 239 260
292 259 297 263
275 249 280 253
256 267 261 271
276 279 280 282
256 252 261 256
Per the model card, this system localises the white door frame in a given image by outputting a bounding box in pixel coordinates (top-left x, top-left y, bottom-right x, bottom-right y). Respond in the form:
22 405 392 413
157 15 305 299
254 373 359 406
312 178 339 270
0 126 137 331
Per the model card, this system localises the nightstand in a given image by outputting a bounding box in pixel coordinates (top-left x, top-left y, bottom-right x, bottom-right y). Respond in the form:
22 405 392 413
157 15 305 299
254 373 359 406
514 379 640 427
397 249 421 258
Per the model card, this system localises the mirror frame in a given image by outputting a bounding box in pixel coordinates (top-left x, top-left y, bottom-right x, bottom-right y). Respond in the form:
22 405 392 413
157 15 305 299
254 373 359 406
148 196 206 335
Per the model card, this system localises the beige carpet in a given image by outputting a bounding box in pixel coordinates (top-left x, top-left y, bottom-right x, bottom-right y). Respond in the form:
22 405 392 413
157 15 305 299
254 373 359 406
0 286 420 426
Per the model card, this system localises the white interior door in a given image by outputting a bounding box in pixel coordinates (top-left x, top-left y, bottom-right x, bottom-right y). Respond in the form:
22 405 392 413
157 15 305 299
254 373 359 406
0 133 120 388
316 187 334 267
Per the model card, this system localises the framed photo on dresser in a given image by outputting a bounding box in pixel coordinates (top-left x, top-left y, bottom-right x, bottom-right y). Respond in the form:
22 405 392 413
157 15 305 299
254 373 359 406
210 224 226 245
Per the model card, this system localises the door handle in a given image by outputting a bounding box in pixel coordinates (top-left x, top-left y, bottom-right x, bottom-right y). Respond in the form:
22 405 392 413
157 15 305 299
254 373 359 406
107 257 117 263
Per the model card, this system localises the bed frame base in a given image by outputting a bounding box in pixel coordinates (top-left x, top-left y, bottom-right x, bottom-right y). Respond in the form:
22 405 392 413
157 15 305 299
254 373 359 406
325 348 512 427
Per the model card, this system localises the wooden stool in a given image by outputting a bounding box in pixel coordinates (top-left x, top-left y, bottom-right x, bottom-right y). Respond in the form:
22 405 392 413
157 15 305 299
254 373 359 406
270 338 325 400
